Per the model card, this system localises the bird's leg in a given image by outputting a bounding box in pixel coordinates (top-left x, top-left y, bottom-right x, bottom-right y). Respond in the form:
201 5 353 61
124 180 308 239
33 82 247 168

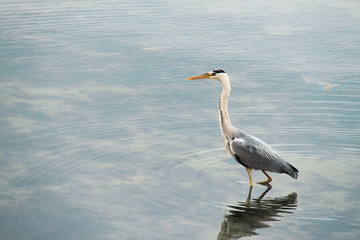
246 167 253 187
257 170 272 184
259 184 272 199
246 185 253 202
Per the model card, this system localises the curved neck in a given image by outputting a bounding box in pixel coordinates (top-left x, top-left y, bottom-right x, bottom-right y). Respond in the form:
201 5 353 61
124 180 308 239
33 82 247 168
218 77 233 131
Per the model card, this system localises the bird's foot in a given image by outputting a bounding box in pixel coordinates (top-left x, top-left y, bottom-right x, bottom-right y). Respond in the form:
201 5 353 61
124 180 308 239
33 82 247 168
256 179 272 185
257 170 272 185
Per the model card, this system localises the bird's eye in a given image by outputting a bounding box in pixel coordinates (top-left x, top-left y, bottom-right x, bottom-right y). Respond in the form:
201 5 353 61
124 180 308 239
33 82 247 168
212 72 216 76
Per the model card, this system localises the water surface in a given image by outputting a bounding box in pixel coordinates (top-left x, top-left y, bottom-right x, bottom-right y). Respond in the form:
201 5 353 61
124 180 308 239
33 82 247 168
1 1 360 239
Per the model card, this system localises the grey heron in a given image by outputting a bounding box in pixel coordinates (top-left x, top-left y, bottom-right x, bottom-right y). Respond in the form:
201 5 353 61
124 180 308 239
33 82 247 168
186 69 298 186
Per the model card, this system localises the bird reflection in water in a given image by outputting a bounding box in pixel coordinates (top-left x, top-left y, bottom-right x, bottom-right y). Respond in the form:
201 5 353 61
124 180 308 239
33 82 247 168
217 185 297 240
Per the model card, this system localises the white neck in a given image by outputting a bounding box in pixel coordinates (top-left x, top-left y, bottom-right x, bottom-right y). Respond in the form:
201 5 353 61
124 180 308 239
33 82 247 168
218 75 233 135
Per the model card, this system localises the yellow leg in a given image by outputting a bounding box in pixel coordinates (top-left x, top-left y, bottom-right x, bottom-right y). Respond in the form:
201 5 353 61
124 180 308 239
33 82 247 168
257 170 272 184
246 167 253 187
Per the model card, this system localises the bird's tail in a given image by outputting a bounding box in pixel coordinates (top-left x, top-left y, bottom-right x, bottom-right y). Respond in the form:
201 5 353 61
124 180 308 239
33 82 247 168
284 162 299 179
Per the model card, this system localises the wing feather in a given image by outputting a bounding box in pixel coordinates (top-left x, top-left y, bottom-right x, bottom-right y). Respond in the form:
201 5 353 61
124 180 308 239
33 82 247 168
229 132 298 178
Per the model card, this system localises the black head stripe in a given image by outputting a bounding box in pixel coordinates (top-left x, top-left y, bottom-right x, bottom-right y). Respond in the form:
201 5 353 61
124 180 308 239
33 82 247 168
213 69 226 74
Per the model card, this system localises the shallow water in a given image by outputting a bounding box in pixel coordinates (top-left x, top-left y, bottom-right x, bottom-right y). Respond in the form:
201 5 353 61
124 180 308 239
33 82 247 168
1 0 360 239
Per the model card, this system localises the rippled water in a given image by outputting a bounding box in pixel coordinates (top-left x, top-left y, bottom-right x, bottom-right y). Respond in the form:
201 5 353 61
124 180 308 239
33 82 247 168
1 1 360 239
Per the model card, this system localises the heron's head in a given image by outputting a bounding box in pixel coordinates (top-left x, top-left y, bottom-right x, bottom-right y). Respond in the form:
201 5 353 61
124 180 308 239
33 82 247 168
186 69 228 81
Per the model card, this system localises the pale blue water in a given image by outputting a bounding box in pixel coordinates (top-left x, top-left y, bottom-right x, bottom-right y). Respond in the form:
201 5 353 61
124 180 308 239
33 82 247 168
1 1 360 239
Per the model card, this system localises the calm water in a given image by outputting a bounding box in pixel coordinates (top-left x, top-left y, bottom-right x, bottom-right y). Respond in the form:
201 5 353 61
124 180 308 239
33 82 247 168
1 1 360 239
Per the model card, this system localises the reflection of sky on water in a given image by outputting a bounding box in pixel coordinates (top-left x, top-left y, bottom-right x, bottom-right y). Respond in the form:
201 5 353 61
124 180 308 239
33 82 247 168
1 0 360 239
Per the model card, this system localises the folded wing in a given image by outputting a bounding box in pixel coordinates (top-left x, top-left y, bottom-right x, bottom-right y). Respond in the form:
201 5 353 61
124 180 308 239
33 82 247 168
230 133 298 179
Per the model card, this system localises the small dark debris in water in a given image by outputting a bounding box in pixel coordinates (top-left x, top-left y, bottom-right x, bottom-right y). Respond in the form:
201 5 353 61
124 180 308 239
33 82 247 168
303 76 340 92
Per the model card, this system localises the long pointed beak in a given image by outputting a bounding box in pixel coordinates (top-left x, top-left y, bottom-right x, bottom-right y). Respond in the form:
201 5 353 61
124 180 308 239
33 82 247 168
186 73 211 80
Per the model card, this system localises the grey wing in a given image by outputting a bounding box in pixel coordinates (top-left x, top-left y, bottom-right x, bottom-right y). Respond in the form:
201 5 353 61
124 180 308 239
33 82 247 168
229 134 298 178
